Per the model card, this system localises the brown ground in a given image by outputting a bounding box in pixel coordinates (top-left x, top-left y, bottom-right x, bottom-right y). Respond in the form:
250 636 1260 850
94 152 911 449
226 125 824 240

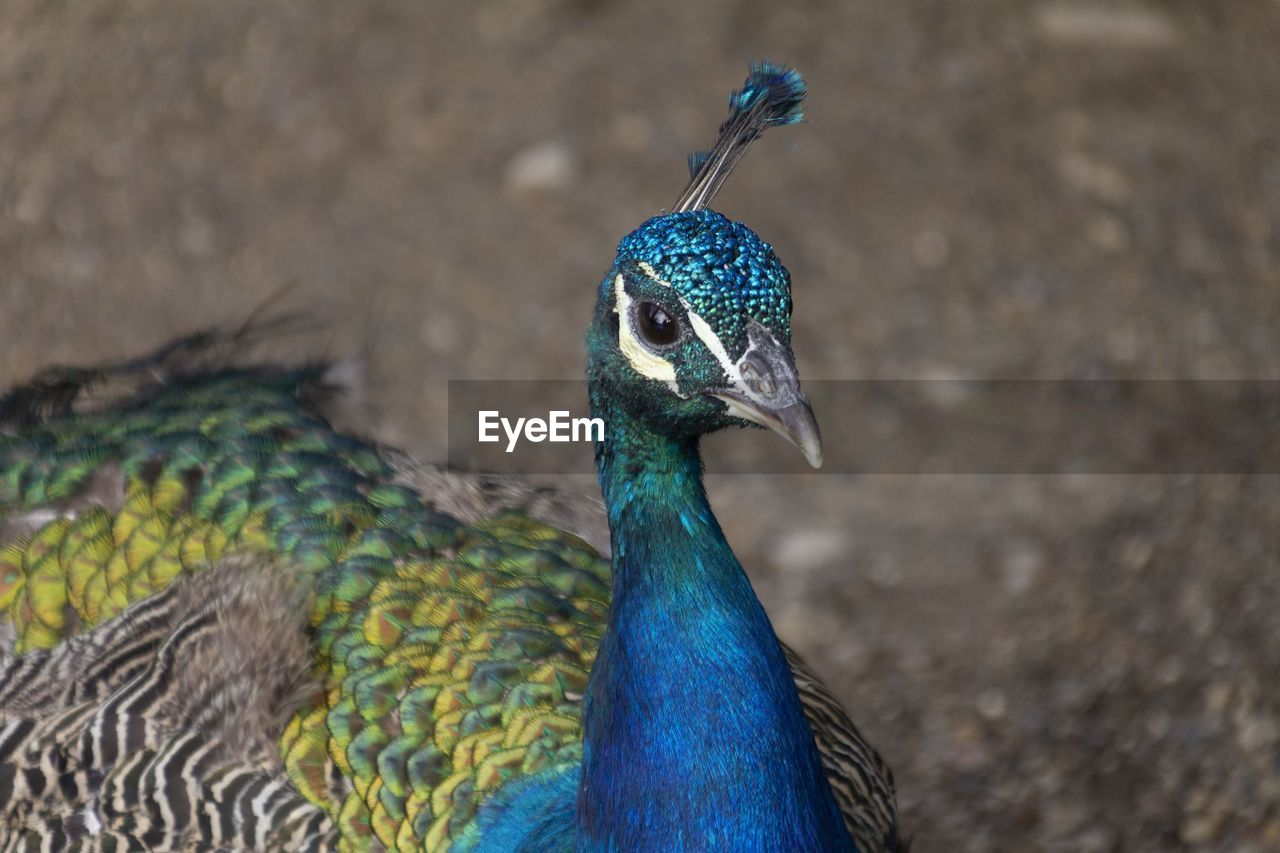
3 1 1280 849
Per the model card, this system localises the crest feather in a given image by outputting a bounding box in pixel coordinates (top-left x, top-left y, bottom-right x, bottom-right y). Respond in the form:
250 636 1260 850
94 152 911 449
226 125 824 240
674 61 806 213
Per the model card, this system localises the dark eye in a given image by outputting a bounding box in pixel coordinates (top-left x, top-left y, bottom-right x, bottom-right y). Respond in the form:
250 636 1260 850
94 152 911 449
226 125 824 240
635 302 680 347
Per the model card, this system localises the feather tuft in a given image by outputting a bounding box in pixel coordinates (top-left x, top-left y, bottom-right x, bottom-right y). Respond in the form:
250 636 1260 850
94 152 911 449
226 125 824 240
673 61 807 211
729 61 806 127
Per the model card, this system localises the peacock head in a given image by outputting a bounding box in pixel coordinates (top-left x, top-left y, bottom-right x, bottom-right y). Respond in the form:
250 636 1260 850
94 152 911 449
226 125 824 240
586 63 822 467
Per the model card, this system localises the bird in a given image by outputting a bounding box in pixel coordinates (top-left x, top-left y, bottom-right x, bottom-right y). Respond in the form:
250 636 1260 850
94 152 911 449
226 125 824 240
0 63 902 851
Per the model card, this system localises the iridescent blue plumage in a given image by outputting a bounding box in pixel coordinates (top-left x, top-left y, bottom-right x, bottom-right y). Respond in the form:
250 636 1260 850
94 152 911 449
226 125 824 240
729 61 806 125
578 431 854 850
613 210 792 358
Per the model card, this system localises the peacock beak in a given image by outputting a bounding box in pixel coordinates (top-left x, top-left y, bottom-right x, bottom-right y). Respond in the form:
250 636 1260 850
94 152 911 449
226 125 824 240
708 320 824 469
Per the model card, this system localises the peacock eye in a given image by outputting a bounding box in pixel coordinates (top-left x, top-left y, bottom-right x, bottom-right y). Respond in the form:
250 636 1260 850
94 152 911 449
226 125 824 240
635 302 680 347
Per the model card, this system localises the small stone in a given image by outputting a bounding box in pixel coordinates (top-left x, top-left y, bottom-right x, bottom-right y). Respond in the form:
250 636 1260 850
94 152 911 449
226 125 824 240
912 228 950 269
1181 811 1223 845
1057 151 1132 203
1075 826 1119 853
828 635 869 672
975 688 1008 721
1040 800 1089 838
1000 540 1044 596
1154 656 1183 685
769 528 851 573
917 364 974 409
1107 327 1140 364
1205 681 1232 716
948 715 991 772
14 180 49 225
504 141 575 194
421 312 463 356
1087 214 1129 252
1118 535 1154 571
1236 714 1279 752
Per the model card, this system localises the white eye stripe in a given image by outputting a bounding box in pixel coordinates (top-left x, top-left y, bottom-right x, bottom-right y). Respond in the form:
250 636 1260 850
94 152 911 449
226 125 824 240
625 265 741 383
613 274 677 382
683 309 741 383
636 262 673 288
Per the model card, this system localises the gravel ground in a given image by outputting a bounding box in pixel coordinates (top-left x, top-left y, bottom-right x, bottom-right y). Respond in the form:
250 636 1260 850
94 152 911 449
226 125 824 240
3 1 1280 849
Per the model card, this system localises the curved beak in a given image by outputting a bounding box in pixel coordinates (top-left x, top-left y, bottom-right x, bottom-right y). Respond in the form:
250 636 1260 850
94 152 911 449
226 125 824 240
708 320 823 469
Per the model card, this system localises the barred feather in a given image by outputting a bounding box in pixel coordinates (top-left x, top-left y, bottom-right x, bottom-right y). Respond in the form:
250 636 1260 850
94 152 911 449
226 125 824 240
0 556 333 849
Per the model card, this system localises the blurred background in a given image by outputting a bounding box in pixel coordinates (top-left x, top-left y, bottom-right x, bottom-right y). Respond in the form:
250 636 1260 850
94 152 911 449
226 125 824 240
3 1 1279 848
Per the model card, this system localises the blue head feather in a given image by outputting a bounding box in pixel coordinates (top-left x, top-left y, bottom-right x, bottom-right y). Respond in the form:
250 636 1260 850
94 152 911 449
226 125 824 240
612 210 792 359
596 62 804 364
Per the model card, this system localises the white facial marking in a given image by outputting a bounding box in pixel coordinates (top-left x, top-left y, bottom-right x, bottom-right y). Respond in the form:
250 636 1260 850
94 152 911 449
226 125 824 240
683 309 741 383
613 274 677 382
634 262 741 383
636 262 672 287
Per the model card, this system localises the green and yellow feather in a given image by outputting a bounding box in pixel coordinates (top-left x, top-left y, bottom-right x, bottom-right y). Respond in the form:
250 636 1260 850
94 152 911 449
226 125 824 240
0 365 611 850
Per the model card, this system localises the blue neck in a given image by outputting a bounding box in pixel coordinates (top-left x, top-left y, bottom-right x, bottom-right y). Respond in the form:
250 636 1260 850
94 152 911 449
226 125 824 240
575 391 853 851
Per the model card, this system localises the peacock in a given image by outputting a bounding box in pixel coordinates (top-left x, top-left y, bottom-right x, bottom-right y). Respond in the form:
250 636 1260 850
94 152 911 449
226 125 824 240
0 63 902 851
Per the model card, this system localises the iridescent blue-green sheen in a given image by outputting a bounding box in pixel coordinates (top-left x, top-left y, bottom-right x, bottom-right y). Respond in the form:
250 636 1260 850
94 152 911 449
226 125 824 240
729 62 806 124
574 385 854 852
610 210 793 358
454 765 578 852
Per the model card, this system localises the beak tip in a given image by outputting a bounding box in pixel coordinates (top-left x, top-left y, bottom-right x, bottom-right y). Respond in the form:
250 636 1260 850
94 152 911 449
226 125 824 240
788 404 823 470
804 445 824 470
710 391 823 470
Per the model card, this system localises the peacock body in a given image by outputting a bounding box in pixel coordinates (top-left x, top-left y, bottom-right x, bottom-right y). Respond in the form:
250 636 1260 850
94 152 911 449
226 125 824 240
0 64 901 851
